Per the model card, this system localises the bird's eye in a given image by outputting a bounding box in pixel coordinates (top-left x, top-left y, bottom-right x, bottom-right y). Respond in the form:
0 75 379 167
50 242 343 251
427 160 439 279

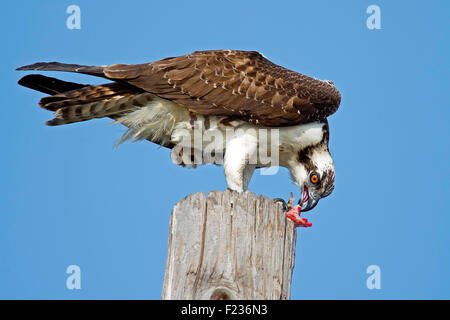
310 172 320 184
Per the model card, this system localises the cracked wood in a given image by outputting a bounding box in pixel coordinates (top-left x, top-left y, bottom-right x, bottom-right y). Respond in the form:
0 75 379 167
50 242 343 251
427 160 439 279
162 189 297 300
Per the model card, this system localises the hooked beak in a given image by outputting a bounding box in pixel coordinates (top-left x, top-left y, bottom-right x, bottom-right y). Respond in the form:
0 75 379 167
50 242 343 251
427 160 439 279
298 185 319 212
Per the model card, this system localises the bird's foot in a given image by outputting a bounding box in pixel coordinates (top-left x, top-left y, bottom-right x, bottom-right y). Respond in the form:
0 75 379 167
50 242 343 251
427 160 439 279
273 193 294 211
286 205 312 228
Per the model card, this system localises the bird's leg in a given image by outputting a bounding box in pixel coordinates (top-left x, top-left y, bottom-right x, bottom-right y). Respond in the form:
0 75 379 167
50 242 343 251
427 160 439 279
224 132 257 192
224 164 255 192
224 161 245 192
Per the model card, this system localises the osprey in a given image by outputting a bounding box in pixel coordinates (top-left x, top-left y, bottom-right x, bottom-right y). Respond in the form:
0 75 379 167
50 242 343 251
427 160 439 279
17 50 341 227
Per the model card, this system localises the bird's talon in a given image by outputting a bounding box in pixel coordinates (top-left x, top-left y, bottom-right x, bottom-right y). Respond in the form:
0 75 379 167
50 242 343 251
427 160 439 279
273 198 288 211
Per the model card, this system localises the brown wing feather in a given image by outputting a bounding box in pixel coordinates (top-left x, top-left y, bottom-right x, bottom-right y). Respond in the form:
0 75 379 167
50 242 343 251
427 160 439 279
103 50 341 126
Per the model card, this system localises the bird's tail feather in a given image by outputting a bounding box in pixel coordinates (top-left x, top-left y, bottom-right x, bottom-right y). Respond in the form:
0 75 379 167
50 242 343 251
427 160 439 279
18 74 88 95
17 73 147 126
46 92 153 126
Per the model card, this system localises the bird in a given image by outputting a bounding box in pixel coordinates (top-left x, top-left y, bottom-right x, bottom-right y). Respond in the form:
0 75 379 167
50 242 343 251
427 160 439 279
17 50 341 227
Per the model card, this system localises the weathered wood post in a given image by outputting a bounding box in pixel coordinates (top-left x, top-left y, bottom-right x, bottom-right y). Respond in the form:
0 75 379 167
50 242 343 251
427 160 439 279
162 189 297 300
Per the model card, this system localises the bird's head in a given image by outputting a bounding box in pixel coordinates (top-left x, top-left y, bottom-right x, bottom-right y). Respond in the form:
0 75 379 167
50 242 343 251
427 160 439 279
289 144 335 212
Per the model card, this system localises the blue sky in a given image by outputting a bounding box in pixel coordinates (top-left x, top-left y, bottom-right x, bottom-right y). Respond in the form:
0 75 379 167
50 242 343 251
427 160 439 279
0 0 449 299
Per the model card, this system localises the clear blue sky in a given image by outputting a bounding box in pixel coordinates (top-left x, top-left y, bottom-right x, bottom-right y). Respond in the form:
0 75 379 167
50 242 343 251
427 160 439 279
1 0 449 299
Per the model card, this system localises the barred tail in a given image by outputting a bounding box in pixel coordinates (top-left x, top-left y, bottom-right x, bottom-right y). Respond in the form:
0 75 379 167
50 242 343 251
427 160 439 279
17 69 174 149
17 74 148 126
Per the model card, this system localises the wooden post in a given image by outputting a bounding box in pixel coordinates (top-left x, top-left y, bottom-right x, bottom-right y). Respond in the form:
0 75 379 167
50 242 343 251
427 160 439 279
162 189 297 300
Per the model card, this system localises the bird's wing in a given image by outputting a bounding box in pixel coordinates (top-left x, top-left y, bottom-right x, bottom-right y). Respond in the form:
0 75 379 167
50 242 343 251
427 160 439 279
17 50 341 127
103 50 341 127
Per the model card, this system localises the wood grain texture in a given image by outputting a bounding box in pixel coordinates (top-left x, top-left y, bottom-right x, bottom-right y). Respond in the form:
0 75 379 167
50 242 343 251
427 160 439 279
162 189 297 300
